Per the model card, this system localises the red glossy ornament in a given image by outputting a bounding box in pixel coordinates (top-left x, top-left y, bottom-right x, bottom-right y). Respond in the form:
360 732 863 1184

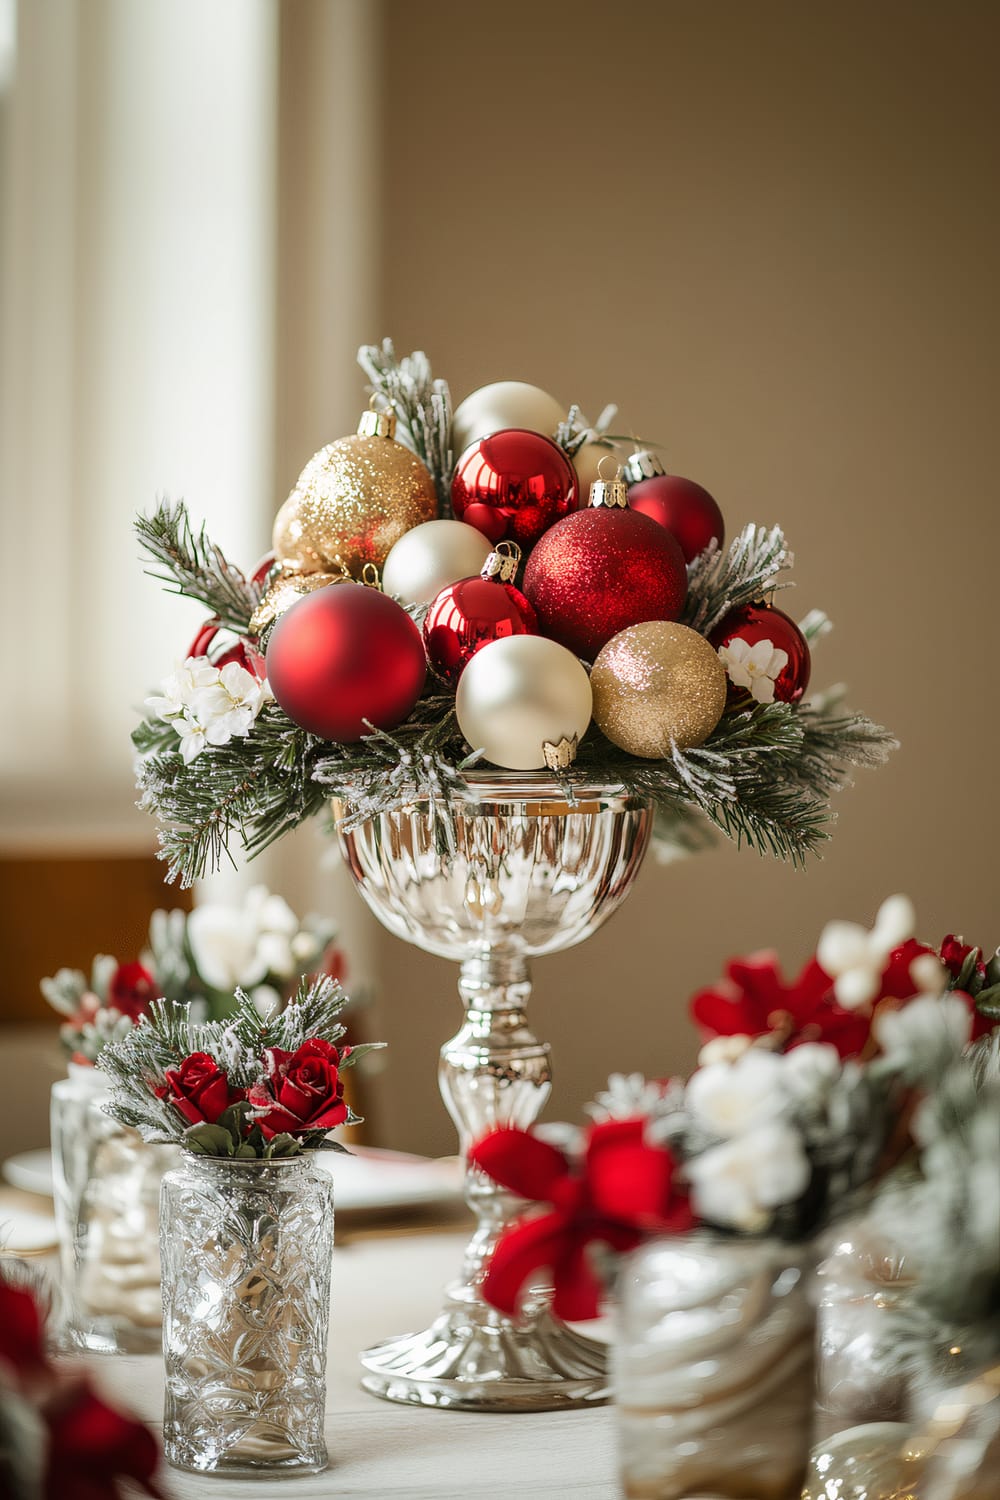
266 583 426 742
424 545 538 685
709 601 811 704
451 429 578 548
522 473 688 662
186 619 266 679
624 451 725 563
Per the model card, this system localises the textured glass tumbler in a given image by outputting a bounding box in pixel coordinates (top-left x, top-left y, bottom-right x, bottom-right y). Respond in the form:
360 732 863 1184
159 1153 334 1476
51 1067 174 1353
615 1236 815 1500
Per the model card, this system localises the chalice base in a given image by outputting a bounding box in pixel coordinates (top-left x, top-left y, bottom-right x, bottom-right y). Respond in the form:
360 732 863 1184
360 1282 609 1411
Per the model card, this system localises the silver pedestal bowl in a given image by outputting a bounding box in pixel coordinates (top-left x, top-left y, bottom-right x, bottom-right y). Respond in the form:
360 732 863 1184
336 776 653 1411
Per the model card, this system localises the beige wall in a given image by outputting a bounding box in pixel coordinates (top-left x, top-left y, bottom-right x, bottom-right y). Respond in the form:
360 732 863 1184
364 0 1000 1154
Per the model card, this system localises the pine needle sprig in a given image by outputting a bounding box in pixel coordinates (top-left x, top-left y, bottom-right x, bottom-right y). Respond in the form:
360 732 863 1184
135 500 265 634
683 524 792 635
358 340 453 509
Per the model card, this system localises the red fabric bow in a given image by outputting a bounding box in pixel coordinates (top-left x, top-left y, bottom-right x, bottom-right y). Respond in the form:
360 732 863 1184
469 1119 695 1321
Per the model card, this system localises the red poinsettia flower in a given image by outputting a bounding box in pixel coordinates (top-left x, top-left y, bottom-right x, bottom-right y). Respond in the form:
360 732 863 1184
107 962 161 1023
469 1119 695 1321
690 951 871 1058
877 939 940 1000
0 1276 48 1377
44 1379 163 1500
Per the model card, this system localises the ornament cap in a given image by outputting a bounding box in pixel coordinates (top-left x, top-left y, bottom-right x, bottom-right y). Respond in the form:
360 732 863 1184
357 404 398 440
542 734 580 771
481 541 522 584
623 449 666 483
588 458 630 510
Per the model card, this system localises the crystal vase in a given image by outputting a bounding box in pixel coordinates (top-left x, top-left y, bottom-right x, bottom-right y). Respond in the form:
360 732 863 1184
159 1153 334 1476
614 1235 815 1500
337 775 653 1411
50 1064 175 1353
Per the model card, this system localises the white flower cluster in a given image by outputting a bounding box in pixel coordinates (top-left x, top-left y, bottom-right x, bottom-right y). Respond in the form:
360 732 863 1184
816 893 944 1010
146 657 271 764
187 885 326 1009
717 637 788 704
679 1046 844 1232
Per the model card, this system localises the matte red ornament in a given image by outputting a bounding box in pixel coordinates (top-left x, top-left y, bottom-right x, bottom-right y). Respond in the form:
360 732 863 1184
423 546 538 685
624 451 725 563
186 618 266 679
451 428 578 548
709 601 811 704
265 583 426 742
522 474 688 662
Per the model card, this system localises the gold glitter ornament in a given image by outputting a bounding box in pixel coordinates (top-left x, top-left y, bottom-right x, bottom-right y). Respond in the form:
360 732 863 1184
591 620 727 756
248 569 351 636
272 407 438 578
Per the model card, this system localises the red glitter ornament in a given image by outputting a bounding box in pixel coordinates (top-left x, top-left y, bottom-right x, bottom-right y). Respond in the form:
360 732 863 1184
522 472 688 662
266 583 426 742
624 451 725 563
709 601 811 705
451 428 578 548
186 618 266 679
424 544 538 685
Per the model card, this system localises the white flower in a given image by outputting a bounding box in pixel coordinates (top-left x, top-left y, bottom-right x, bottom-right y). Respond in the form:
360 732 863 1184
816 894 918 1011
777 1042 843 1099
586 1072 678 1122
686 1122 812 1230
874 993 972 1071
146 657 270 762
685 1049 786 1138
187 885 307 993
145 658 218 721
717 637 789 704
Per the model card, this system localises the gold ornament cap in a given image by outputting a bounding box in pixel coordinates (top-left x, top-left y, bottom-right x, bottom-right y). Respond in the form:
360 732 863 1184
623 449 666 483
589 457 630 510
542 733 579 771
481 540 522 583
357 405 398 440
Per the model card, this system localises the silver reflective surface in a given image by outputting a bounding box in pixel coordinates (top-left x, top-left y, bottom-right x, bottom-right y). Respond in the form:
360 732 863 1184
338 780 652 1411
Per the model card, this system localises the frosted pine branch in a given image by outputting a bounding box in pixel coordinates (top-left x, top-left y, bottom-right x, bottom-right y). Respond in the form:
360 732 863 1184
358 339 453 509
683 524 792 635
135 500 265 634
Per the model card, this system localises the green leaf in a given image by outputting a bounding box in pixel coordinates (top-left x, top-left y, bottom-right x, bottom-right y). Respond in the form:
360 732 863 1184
339 1041 386 1068
183 1123 237 1156
956 948 983 993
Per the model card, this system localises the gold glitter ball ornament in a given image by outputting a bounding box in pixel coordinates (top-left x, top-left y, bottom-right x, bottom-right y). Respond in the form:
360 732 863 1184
591 620 727 756
272 407 438 578
248 569 351 636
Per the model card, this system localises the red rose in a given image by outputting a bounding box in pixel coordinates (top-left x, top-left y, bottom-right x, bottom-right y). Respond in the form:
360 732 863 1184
249 1037 348 1139
107 962 160 1023
0 1276 47 1376
160 1052 244 1127
940 934 987 984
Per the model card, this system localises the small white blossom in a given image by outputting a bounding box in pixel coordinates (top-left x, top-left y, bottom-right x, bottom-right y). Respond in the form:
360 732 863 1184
586 1072 677 1122
686 1121 812 1230
816 894 918 1011
187 885 309 994
146 656 270 762
717 637 789 704
145 658 218 721
874 993 972 1071
777 1042 843 1099
686 1049 787 1138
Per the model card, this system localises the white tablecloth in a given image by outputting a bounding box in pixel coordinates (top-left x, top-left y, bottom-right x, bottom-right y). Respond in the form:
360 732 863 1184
94 1228 620 1500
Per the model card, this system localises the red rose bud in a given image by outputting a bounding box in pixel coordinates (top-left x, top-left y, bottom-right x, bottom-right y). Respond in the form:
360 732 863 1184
161 1052 244 1127
249 1037 347 1139
940 934 986 982
108 962 161 1023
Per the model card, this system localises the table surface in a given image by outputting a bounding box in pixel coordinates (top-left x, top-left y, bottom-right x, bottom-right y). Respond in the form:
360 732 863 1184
86 1222 620 1500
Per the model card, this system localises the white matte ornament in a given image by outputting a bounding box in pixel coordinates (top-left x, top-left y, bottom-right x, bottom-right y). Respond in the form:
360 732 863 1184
456 635 593 771
381 519 493 606
452 381 566 455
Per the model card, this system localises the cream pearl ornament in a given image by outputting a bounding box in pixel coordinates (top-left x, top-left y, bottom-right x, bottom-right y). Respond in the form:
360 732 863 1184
456 635 593 771
591 621 727 756
381 519 493 607
451 381 566 454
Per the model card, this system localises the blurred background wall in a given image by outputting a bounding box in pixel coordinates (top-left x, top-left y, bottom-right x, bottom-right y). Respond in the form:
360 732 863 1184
1 0 998 1156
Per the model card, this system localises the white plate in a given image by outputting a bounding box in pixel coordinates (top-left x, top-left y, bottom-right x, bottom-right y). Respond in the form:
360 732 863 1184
0 1201 58 1254
3 1146 463 1215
